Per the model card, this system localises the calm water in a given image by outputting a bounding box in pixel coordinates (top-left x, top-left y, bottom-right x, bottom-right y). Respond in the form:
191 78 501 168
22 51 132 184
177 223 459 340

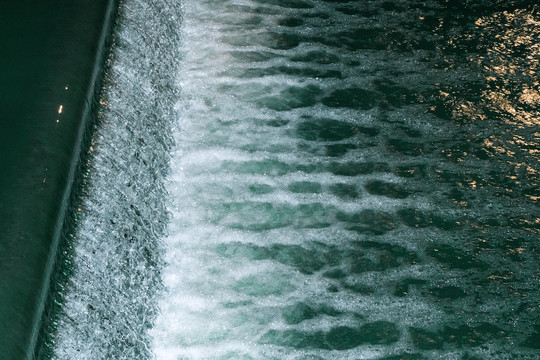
47 0 538 359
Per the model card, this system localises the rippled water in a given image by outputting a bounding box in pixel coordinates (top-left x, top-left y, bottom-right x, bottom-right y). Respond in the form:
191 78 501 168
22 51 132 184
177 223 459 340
48 0 539 359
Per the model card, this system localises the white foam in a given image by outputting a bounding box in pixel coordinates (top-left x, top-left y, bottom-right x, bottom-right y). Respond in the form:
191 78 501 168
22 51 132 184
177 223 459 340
150 1 443 359
50 0 182 358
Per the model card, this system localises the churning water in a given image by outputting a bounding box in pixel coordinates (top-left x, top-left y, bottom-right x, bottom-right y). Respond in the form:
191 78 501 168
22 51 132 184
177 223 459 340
46 1 181 358
49 0 539 359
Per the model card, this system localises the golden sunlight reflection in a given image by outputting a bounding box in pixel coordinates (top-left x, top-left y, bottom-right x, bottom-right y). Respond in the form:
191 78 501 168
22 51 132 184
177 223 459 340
477 10 540 128
58 105 63 114
436 8 539 208
462 10 539 168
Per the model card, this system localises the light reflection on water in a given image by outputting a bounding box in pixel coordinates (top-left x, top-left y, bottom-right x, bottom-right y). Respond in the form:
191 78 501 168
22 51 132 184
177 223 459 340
433 7 539 211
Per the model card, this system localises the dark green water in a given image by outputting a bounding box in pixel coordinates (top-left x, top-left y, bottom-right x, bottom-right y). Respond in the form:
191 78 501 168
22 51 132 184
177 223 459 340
39 0 540 359
0 1 116 358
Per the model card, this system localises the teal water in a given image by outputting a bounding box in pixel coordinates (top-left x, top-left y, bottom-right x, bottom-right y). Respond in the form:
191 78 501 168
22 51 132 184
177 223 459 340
49 0 538 359
149 0 539 359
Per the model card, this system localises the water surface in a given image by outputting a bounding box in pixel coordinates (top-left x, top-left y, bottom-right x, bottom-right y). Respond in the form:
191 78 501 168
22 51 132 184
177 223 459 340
49 0 539 359
150 1 539 359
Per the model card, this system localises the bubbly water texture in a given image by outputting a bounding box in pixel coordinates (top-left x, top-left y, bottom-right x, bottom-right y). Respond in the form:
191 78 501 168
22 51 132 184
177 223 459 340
150 0 539 359
49 0 539 359
48 1 181 358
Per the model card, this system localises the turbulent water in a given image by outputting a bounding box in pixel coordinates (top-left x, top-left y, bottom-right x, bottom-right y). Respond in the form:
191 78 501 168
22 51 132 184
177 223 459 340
48 0 539 359
46 1 181 358
149 0 539 359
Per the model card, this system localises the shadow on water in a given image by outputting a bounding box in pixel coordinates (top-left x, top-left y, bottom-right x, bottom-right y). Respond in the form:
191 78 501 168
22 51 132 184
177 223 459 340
34 15 120 360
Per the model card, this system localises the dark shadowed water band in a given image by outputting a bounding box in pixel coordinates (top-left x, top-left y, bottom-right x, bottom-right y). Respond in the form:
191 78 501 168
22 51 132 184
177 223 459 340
0 0 117 358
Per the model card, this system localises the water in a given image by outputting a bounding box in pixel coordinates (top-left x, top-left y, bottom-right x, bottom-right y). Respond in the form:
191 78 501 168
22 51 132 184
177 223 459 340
49 0 539 359
45 1 181 358
149 0 539 359
0 1 115 357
